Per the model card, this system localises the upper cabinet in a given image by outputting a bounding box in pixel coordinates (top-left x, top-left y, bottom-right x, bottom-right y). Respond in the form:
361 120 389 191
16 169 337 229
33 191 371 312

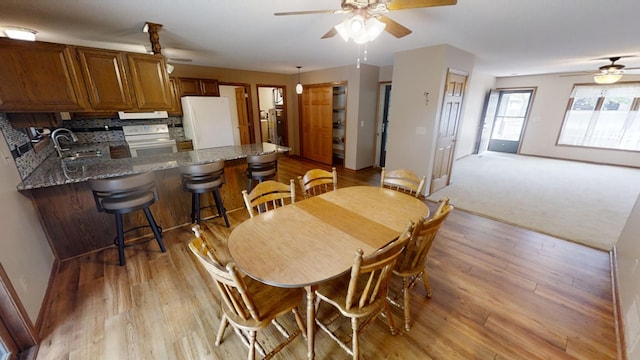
167 78 182 116
0 38 88 111
177 77 219 96
0 38 173 113
76 47 134 110
126 53 172 110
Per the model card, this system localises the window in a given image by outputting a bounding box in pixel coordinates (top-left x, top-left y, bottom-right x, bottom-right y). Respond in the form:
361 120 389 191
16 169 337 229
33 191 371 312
558 83 640 151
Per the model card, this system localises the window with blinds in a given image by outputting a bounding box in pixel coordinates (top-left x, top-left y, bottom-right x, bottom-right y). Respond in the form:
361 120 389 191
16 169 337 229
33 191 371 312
558 83 640 151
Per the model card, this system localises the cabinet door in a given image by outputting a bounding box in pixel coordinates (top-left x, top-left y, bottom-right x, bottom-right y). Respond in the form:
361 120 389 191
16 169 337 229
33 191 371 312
126 53 172 110
76 48 133 110
200 79 220 96
177 78 202 96
167 78 182 116
0 39 87 111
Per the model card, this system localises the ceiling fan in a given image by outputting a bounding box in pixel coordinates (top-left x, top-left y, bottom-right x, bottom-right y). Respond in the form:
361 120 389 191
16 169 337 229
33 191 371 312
275 0 457 43
563 56 640 84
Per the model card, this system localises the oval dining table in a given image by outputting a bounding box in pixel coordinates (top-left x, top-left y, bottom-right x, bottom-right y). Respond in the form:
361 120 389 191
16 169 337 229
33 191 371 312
227 185 430 359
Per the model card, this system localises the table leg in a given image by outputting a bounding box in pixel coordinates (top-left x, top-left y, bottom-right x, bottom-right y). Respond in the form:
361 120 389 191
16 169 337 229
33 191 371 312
305 285 317 360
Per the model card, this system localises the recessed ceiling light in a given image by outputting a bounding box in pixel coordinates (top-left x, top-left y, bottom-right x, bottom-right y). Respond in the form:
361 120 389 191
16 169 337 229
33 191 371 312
3 27 37 41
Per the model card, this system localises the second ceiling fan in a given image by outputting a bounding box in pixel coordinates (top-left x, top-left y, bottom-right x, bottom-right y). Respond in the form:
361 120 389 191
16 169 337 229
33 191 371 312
275 0 457 43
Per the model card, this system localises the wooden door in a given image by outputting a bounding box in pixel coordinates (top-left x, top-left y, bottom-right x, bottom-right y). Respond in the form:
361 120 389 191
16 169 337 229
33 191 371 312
430 70 467 193
235 87 251 144
301 86 333 165
76 48 133 110
126 53 172 110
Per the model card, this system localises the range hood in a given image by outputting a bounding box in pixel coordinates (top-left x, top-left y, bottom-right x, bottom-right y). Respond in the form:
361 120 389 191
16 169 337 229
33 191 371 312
118 111 168 120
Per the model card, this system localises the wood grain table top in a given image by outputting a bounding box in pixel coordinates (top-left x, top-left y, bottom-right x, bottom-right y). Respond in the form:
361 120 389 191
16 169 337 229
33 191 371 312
228 186 429 287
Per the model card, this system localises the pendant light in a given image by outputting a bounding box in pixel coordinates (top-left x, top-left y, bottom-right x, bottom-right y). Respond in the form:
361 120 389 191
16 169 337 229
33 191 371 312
296 66 303 95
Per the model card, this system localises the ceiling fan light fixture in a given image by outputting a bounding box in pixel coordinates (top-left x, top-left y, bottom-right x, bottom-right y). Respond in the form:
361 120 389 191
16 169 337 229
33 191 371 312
335 19 351 42
165 63 175 74
365 17 386 41
594 73 623 84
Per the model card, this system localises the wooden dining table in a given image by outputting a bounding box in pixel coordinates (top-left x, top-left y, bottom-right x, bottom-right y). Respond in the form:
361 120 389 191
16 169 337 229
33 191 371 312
227 185 430 359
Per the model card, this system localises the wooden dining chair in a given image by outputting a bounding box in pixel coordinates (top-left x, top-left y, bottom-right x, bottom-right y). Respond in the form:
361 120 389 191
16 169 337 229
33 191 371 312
314 223 412 359
297 167 337 198
389 198 454 331
380 167 426 198
188 228 306 360
242 179 295 218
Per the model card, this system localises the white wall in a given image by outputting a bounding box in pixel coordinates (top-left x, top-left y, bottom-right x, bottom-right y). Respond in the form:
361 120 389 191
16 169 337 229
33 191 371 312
386 44 475 194
0 133 54 323
496 74 640 167
615 193 640 358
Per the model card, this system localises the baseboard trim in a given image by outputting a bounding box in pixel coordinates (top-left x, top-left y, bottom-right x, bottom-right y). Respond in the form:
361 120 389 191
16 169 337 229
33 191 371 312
611 247 627 360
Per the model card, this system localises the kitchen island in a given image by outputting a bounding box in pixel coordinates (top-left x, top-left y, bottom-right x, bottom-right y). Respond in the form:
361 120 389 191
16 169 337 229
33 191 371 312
20 143 289 260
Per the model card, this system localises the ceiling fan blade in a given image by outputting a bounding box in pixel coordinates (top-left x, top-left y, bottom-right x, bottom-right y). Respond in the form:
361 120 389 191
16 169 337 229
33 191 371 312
386 0 457 11
321 28 338 39
274 9 345 16
378 15 412 38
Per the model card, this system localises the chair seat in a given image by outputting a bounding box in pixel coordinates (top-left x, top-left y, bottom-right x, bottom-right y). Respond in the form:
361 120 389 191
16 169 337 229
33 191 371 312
316 275 387 318
100 191 155 213
223 277 304 330
183 177 224 192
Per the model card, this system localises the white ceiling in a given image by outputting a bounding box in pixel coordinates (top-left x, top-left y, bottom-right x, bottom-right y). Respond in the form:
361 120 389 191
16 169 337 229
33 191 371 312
1 0 639 77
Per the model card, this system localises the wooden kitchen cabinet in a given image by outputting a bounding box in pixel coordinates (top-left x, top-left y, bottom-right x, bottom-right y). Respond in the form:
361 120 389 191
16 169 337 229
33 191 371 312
76 47 134 110
0 38 88 112
126 53 173 110
167 77 182 115
177 77 219 96
6 112 62 128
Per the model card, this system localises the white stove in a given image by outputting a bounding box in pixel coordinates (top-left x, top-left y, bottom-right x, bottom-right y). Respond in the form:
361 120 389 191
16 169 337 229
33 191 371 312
122 124 177 157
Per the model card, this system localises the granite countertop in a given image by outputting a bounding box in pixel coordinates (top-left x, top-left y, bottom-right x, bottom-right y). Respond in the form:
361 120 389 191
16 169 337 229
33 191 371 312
18 142 290 190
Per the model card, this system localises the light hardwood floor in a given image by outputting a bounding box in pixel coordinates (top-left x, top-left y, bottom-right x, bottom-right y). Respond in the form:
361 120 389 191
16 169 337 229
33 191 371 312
36 156 617 359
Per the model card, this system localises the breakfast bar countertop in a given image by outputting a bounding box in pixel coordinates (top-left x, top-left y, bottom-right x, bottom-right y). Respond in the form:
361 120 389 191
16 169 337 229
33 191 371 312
17 142 290 191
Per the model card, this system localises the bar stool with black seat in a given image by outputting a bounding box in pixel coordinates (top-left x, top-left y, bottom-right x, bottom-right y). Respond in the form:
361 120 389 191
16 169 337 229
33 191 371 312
179 160 230 227
246 151 278 192
89 172 166 266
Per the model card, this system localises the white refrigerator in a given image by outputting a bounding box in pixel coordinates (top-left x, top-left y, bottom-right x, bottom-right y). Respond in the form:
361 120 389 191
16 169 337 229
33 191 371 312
181 96 238 150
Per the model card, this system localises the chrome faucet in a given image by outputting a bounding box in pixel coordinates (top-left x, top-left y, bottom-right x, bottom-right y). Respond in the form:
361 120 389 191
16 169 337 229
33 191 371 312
51 128 78 157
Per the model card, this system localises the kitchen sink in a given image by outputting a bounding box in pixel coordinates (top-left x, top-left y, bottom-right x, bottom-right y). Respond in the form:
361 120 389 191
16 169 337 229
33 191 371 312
62 149 103 161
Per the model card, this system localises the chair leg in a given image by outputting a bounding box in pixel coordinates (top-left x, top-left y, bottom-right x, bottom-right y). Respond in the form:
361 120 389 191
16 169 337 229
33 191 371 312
292 307 306 337
194 192 202 225
247 177 253 192
212 188 230 227
143 207 166 253
115 213 126 266
215 314 228 346
248 330 257 360
402 277 411 332
190 192 197 223
383 301 398 336
351 318 359 360
421 270 432 298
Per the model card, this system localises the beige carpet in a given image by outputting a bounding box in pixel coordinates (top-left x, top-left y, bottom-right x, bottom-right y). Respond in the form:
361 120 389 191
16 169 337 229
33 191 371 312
427 152 640 251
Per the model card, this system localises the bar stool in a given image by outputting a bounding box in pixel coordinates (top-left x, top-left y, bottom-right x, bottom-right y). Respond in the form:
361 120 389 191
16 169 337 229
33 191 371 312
246 151 278 191
89 172 166 266
180 160 230 227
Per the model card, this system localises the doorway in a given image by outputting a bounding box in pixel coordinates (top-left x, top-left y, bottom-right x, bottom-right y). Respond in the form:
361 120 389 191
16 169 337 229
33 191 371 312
484 89 535 154
256 85 288 146
375 82 392 167
430 70 467 194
